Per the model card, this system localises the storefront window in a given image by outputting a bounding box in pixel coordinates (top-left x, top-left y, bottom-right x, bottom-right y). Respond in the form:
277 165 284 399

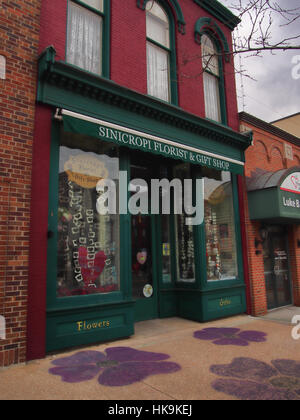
174 164 195 283
57 133 120 297
204 169 237 281
161 214 172 284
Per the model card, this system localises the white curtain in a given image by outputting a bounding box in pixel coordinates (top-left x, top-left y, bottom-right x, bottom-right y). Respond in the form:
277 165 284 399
147 42 170 102
67 1 102 75
203 72 221 122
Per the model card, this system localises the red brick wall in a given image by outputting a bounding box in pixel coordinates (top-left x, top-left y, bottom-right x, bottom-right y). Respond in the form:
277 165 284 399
26 0 242 361
0 0 41 366
241 120 300 315
37 0 239 130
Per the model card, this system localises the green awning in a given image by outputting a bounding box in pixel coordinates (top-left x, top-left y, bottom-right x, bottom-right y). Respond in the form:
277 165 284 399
60 109 245 175
248 167 300 223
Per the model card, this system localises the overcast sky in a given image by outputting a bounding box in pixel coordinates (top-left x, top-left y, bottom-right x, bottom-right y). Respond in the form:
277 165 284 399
221 0 300 122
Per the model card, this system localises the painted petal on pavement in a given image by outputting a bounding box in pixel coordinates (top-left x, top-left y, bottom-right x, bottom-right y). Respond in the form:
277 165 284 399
212 378 299 401
194 328 240 341
51 350 106 367
105 347 170 363
213 337 249 346
49 364 102 383
238 331 267 342
210 358 277 382
272 359 300 378
98 360 181 387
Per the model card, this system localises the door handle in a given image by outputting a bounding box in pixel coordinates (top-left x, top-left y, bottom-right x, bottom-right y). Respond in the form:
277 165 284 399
47 230 54 239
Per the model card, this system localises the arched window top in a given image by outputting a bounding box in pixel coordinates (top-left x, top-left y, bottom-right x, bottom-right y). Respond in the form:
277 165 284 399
146 1 168 23
202 34 219 76
195 17 230 62
81 0 103 12
146 1 170 48
137 0 186 34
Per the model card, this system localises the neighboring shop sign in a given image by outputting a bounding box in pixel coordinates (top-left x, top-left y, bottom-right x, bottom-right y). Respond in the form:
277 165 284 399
280 172 300 195
248 170 300 221
280 172 300 218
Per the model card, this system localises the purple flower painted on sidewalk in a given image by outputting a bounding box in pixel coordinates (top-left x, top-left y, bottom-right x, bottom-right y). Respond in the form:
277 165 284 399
49 347 181 387
211 357 300 400
194 328 267 346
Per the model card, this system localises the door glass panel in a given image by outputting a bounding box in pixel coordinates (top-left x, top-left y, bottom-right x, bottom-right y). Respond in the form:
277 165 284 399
57 133 120 297
161 214 172 284
132 214 153 299
131 163 153 300
263 226 292 309
174 164 195 283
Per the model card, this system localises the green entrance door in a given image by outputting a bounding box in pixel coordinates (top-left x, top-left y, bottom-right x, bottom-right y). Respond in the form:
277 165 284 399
130 158 160 322
263 226 292 310
131 213 159 321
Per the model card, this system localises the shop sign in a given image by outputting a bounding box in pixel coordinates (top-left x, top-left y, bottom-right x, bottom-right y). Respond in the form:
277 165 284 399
219 298 232 307
76 320 110 332
64 154 108 189
98 124 232 172
280 189 300 219
62 112 245 174
280 172 300 195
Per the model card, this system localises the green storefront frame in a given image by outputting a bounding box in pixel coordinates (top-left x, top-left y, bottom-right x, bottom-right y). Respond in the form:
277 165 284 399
39 47 251 353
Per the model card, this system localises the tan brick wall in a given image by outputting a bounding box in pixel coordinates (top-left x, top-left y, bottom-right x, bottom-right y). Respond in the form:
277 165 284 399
241 120 300 315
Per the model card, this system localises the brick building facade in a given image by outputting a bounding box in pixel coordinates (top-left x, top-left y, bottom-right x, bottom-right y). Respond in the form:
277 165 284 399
240 112 300 316
0 0 41 366
1 0 253 366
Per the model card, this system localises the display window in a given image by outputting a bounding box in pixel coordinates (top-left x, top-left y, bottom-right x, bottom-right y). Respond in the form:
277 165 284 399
56 132 120 297
174 164 196 283
203 169 238 281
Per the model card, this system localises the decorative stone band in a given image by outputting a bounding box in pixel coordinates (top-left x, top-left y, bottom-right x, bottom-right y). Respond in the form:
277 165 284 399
59 109 245 175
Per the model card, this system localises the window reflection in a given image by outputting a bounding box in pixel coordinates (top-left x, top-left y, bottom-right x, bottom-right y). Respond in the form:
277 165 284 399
174 164 195 283
204 170 237 281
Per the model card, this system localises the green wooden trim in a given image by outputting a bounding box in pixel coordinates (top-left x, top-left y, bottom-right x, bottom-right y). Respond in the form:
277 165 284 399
37 47 252 157
193 0 241 31
46 300 135 352
232 173 245 283
248 188 300 223
46 117 61 308
71 0 105 16
137 0 186 34
195 17 231 62
199 174 245 292
119 150 132 300
62 114 243 174
102 0 110 78
46 120 133 316
146 37 171 53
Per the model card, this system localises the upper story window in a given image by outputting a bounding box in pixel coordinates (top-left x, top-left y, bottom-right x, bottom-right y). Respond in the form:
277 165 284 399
146 1 172 103
67 0 107 76
202 34 222 123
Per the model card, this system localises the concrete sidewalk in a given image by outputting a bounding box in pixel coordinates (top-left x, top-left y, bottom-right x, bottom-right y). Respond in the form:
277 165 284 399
0 314 299 400
256 306 300 325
